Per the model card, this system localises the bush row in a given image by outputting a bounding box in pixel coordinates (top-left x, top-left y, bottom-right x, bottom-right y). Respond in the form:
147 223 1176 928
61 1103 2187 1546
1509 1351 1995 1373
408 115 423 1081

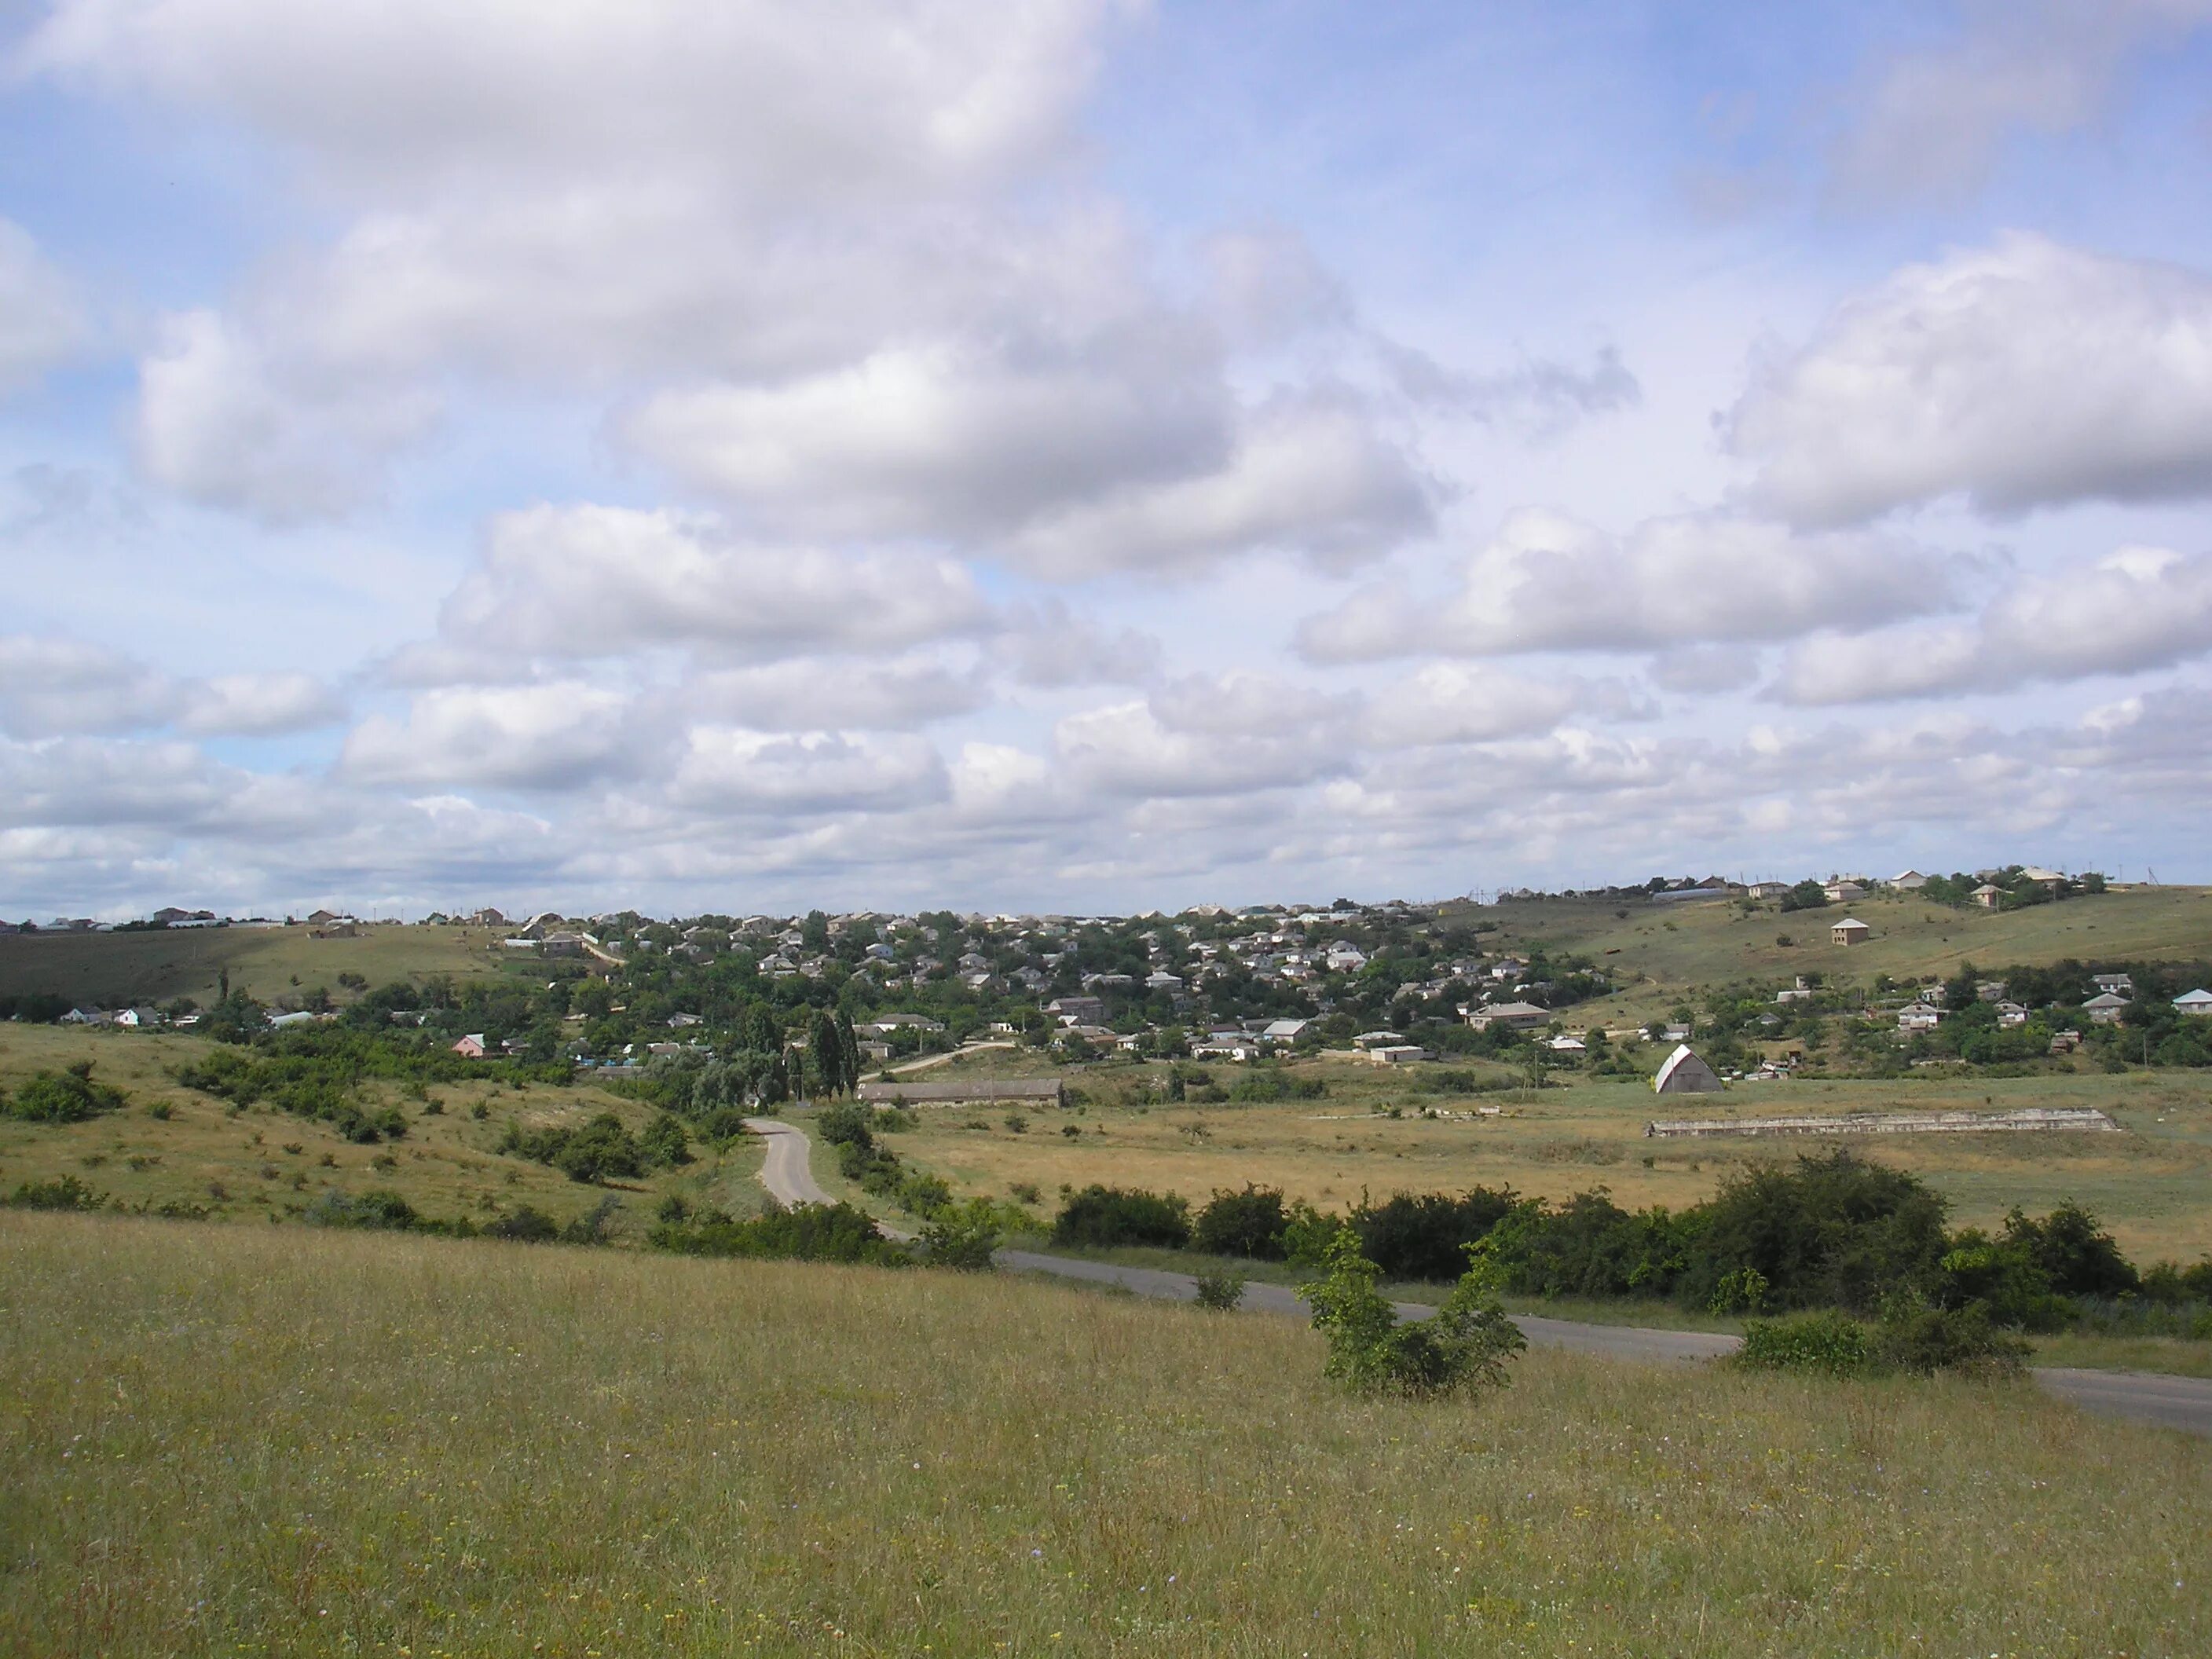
1044 1152 2212 1335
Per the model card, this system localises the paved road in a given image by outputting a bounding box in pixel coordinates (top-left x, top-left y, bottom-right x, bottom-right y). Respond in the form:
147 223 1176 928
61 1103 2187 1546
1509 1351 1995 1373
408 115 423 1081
750 1120 2210 1434
742 1116 833 1207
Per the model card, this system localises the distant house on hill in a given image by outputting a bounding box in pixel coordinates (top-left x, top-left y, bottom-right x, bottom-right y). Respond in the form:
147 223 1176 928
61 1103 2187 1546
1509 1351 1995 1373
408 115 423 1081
1830 917 1871 947
1653 1045 1723 1094
452 1033 488 1059
1971 884 2004 909
1888 870 1929 890
2082 992 2130 1026
2174 989 2212 1016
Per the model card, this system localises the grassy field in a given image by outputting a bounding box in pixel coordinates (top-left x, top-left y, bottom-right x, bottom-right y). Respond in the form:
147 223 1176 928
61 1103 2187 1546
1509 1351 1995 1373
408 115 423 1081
0 1024 754 1235
1448 884 2212 1026
876 1057 2212 1260
0 923 510 1009
2 1213 2207 1657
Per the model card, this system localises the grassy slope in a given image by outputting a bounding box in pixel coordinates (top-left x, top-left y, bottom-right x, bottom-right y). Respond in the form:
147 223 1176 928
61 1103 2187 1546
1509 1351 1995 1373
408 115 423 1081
4 1214 2207 1658
1453 884 2212 1027
0 923 505 1009
0 1024 756 1234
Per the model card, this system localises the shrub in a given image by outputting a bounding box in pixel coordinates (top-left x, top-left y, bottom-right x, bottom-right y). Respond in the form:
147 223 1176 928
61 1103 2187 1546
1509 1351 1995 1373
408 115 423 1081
639 1112 692 1169
561 1195 623 1245
650 1200 906 1266
5 1063 129 1124
1303 1227 1522 1398
1481 1191 1690 1299
1051 1185 1191 1249
5 1174 105 1211
1192 1267 1248 1310
1280 1202 1341 1270
1708 1266 1770 1316
1351 1188 1521 1282
1192 1184 1290 1259
1738 1310 1873 1376
483 1205 559 1242
815 1101 874 1149
1676 1151 1950 1313
919 1199 1002 1271
1874 1298 2031 1378
555 1115 642 1183
304 1189 421 1230
2002 1201 2138 1298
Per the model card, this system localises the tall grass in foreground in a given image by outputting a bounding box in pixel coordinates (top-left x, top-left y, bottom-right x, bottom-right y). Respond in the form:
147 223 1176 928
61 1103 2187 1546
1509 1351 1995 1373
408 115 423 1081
2 1214 2207 1657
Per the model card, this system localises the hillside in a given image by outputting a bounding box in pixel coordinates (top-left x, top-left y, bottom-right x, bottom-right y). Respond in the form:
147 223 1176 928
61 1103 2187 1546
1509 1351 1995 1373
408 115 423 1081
0 1024 753 1234
1451 884 2212 1025
0 922 509 1009
3 1213 2205 1657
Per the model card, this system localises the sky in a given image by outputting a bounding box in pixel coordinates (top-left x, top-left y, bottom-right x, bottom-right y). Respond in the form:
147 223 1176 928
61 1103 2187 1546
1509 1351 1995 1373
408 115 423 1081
4 0 2212 920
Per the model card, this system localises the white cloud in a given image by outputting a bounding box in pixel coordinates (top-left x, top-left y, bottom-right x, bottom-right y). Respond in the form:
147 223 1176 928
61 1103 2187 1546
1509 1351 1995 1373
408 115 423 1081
682 659 984 731
1829 1 2212 204
0 637 341 739
0 219 87 393
1298 507 1946 662
625 330 1231 540
0 637 173 737
1007 392 1434 578
21 0 1127 195
1774 544 2212 702
339 683 639 789
440 505 993 660
176 672 345 735
669 728 948 814
1728 235 2212 526
1053 698 1346 799
134 309 434 522
1358 665 1581 748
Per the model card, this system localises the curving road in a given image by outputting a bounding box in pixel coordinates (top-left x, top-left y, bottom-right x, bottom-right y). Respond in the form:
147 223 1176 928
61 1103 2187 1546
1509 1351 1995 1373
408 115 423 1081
748 1119 2210 1434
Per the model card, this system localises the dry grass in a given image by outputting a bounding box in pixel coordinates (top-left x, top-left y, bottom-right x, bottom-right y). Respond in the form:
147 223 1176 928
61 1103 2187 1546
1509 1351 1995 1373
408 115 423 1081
2 1212 2206 1657
0 1024 755 1233
875 1064 2212 1259
0 923 506 1009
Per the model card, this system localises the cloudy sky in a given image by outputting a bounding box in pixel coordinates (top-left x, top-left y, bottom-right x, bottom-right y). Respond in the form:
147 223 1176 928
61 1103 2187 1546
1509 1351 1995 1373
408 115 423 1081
5 0 2212 918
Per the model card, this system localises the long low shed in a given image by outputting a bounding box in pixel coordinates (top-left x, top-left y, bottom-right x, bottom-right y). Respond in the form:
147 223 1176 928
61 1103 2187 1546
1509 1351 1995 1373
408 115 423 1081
859 1079 1066 1107
1646 1107 2119 1139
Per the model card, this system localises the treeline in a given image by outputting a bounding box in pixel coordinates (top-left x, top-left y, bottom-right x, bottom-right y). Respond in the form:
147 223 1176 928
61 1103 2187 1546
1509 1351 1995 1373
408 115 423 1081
1048 1153 2212 1337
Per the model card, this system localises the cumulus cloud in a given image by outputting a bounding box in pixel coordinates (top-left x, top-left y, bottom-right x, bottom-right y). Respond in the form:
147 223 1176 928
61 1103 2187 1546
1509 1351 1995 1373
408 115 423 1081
624 326 1232 540
0 636 342 738
439 505 993 660
176 673 345 735
1728 235 2212 527
1006 392 1434 578
1053 698 1349 799
1773 545 2212 702
21 0 1126 194
134 309 434 522
669 728 949 814
1298 507 1949 662
682 659 984 731
1829 0 2212 204
0 219 87 393
339 683 640 789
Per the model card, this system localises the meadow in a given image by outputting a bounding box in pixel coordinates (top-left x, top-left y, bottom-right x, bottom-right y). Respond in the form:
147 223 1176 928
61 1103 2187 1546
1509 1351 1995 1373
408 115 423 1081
3 1211 2207 1658
861 1058 2212 1260
0 1024 753 1235
0 923 505 1009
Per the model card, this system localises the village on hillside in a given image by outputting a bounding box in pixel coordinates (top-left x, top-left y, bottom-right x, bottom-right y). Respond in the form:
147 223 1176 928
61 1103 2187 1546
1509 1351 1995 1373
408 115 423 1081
10 863 2212 1088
